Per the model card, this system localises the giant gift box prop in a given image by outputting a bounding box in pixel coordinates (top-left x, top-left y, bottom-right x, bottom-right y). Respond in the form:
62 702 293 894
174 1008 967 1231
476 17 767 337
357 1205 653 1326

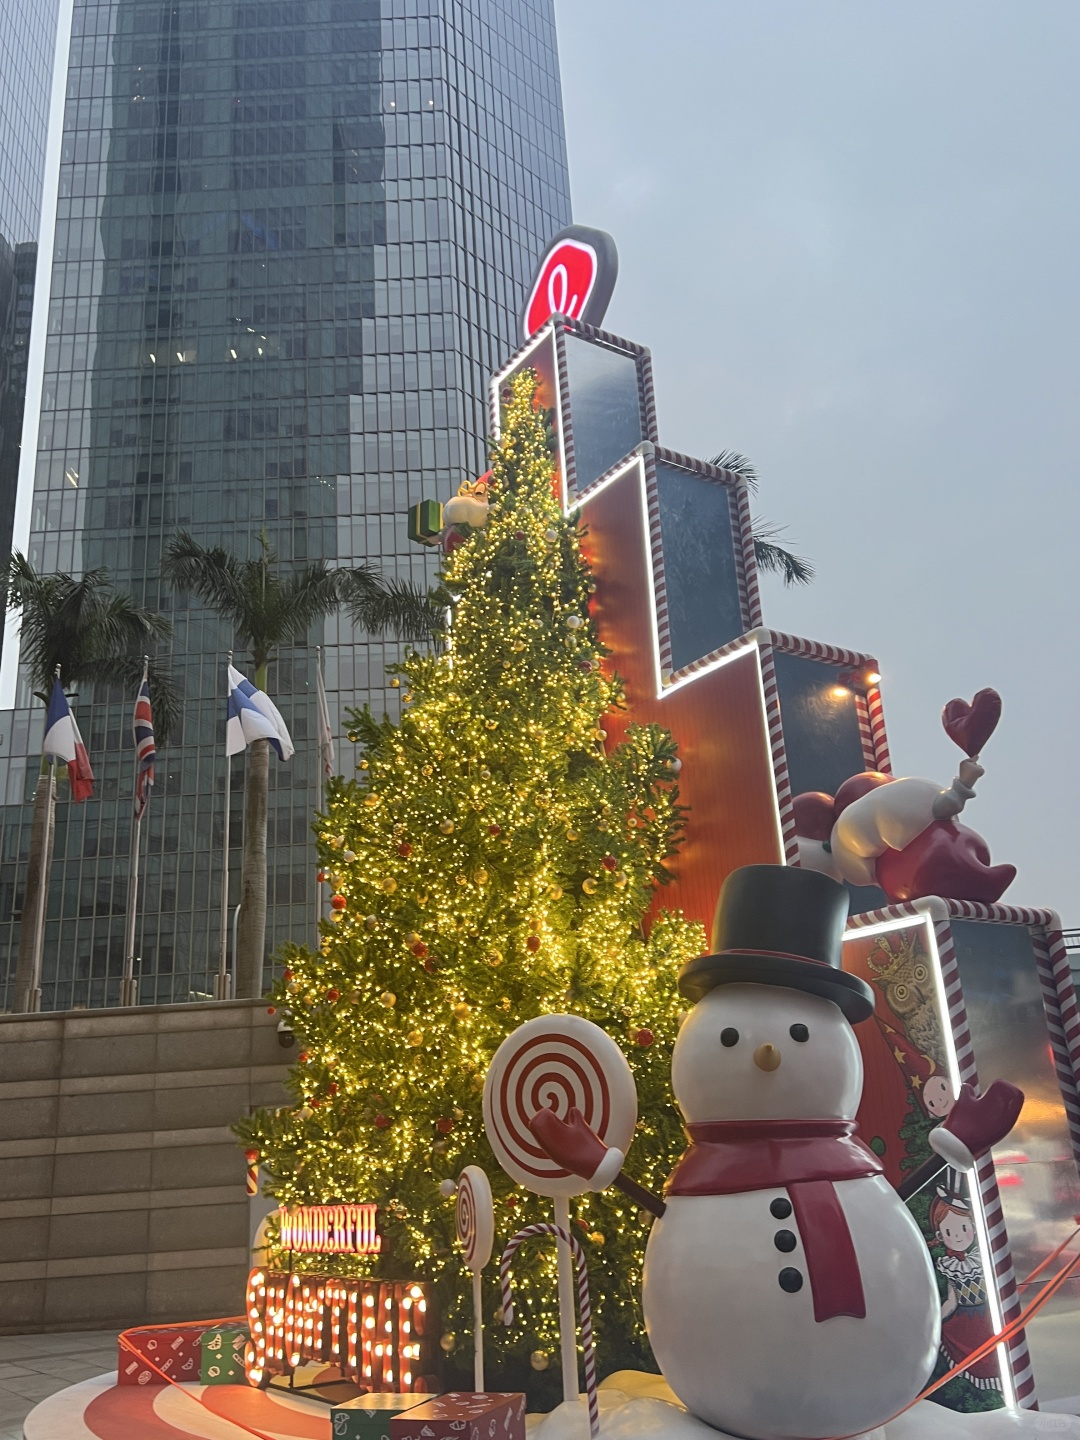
117 1326 202 1385
331 1393 424 1440
391 1393 526 1440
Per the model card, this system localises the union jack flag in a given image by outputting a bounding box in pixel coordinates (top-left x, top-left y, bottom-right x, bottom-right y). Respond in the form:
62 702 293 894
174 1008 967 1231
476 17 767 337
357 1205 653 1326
132 673 155 819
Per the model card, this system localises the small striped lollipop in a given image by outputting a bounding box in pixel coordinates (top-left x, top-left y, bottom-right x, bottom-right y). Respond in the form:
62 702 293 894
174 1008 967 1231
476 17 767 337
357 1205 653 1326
483 1014 637 1199
455 1165 495 1391
455 1164 494 1273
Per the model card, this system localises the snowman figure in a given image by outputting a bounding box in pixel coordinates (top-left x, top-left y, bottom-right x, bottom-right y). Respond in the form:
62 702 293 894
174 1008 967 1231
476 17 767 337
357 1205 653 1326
529 865 1023 1440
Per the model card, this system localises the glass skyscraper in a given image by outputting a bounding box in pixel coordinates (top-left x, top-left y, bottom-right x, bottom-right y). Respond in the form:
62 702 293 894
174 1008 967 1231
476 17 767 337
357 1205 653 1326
0 0 63 667
0 0 570 1008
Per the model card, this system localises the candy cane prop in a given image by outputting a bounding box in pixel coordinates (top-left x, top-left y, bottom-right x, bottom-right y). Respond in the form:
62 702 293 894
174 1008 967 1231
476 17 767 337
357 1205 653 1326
455 1165 495 1391
484 1015 636 1404
500 1222 599 1438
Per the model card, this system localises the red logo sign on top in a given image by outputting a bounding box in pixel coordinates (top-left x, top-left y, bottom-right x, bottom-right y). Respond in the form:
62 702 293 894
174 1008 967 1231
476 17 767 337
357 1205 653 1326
521 224 619 341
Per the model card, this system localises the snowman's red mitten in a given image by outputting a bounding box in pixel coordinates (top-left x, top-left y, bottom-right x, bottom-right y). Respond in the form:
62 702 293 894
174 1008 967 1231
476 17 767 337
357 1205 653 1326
528 1106 625 1190
929 1080 1024 1170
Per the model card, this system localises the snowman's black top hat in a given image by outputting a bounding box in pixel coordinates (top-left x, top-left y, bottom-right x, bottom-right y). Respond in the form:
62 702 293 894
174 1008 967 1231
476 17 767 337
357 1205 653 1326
678 864 874 1023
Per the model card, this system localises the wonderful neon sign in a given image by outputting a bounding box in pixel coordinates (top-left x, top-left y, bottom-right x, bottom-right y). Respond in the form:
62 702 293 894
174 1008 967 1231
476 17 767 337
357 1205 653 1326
278 1203 381 1254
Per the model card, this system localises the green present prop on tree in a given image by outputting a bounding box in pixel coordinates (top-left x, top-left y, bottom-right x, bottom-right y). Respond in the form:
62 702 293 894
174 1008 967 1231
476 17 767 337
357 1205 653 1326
199 1325 248 1384
331 1393 425 1440
407 499 443 545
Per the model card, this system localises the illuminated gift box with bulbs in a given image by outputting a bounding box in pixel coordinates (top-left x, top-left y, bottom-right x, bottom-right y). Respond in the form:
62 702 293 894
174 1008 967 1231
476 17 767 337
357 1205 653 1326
245 1204 439 1393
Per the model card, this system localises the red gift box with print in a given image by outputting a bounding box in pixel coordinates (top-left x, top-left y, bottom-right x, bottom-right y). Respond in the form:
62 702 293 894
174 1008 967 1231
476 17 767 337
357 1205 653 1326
117 1326 203 1385
391 1393 526 1440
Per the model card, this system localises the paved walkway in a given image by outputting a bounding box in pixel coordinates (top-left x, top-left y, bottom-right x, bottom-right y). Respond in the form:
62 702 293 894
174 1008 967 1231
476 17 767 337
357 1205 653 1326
0 1331 115 1440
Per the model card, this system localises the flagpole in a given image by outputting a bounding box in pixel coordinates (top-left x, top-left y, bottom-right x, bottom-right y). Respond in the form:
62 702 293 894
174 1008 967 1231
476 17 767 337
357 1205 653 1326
25 757 56 1014
120 657 149 1008
216 650 233 1000
25 661 64 1013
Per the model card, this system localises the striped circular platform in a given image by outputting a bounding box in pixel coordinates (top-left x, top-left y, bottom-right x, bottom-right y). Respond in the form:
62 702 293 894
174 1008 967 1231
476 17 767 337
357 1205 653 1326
24 1372 336 1440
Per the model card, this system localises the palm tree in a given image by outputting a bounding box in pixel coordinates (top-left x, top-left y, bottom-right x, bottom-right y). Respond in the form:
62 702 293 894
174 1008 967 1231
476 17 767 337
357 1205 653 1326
161 531 440 999
6 554 179 1011
709 450 815 586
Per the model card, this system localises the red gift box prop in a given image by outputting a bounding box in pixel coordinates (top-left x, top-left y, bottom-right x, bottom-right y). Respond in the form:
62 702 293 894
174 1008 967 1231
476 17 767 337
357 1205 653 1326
117 1326 203 1385
391 1393 526 1440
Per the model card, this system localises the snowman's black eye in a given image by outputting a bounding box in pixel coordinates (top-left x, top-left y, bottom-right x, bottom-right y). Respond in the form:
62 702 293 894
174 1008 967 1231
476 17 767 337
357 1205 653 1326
789 1024 809 1043
720 1027 739 1047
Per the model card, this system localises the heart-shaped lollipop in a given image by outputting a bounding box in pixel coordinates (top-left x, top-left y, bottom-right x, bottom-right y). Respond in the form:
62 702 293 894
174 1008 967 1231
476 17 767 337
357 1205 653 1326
942 688 1002 758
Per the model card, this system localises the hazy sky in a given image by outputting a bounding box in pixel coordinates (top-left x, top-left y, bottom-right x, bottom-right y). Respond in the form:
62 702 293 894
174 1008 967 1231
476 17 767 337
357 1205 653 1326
552 0 1080 916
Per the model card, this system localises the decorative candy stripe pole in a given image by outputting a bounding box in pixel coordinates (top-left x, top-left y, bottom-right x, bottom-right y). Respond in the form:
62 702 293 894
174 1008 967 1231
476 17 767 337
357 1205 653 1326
500 1222 599 1438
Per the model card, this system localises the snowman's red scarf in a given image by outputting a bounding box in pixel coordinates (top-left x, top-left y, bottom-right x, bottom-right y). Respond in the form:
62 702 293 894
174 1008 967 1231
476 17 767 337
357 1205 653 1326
667 1119 882 1323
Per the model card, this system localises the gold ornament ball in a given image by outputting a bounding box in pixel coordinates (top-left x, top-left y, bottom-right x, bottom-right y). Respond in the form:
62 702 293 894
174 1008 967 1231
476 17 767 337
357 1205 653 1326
440 1333 456 1353
474 869 488 885
582 878 598 895
530 1350 550 1371
453 1002 472 1020
614 871 629 888
364 795 379 807
549 884 564 900
390 677 401 688
328 910 343 923
479 768 491 781
406 1030 424 1047
440 818 455 834
486 950 503 967
379 992 397 1008
485 718 498 730
565 614 582 630
566 830 580 842
404 931 420 946
587 1231 606 1246
364 915 379 931
455 873 468 886
512 639 525 653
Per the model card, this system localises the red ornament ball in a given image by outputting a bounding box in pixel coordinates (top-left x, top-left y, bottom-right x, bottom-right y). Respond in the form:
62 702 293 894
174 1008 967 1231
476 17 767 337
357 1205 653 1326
398 842 413 857
514 529 526 540
330 893 347 911
436 1116 454 1134
266 1006 276 1015
601 854 618 871
506 1195 519 1208
423 957 438 974
327 1082 339 1096
298 1050 309 1063
634 1028 655 1048
282 968 292 981
488 824 502 837
526 935 541 952
326 988 339 1002
316 870 326 884
373 1114 390 1130
411 941 429 958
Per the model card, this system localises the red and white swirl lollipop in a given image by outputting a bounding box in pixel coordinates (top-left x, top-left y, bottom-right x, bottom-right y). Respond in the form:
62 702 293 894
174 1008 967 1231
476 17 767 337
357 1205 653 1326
483 1014 637 1199
455 1164 494 1273
455 1165 495 1391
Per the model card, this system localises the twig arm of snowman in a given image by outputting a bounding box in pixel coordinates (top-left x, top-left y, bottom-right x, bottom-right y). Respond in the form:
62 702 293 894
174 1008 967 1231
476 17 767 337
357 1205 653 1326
528 1106 667 1218
896 1079 1024 1202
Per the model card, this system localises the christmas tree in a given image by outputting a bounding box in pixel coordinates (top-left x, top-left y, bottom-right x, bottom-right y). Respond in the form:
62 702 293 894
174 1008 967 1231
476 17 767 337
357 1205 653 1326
238 370 705 1395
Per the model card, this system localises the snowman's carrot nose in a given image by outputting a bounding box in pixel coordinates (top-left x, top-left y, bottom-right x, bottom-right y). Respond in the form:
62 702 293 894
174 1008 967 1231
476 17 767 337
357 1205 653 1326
753 1043 782 1072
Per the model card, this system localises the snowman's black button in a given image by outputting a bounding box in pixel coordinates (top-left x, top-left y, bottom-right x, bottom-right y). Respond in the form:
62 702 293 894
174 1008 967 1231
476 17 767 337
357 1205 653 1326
770 1197 793 1219
778 1267 803 1293
774 1229 796 1253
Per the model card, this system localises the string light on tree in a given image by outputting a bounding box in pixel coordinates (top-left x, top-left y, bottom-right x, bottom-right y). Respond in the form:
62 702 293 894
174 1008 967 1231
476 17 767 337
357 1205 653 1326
236 370 704 1390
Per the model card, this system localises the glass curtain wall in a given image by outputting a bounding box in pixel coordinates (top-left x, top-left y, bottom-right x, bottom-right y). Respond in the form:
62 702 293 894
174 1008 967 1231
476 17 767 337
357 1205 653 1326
0 0 570 1009
0 0 64 669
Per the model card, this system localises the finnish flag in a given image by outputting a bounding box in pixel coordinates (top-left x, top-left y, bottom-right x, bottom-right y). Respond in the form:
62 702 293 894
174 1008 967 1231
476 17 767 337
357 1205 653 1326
226 665 294 760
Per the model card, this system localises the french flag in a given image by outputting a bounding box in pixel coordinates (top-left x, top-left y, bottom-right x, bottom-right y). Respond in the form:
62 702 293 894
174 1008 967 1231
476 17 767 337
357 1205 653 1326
43 680 95 803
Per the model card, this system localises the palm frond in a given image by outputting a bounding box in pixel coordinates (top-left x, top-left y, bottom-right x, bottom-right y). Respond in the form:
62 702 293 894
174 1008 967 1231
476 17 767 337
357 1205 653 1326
344 569 443 643
161 532 250 632
751 523 815 586
7 553 176 697
709 450 759 491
